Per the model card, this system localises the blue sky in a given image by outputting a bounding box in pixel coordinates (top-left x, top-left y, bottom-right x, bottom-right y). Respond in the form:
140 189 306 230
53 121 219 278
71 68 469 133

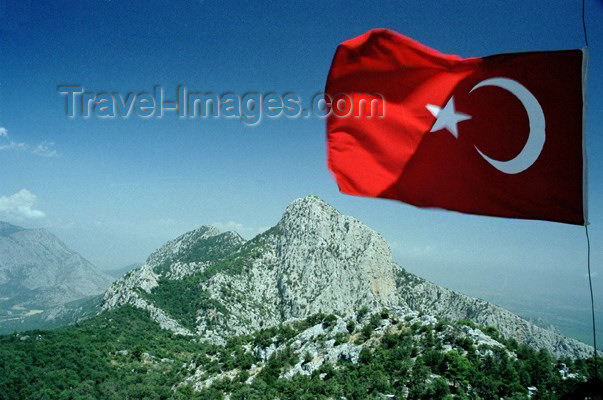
1 0 602 343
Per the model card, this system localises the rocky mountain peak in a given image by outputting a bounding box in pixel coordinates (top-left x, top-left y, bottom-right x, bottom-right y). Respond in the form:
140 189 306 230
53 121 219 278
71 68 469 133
102 197 596 359
278 196 392 255
281 195 334 219
272 196 399 319
146 225 245 271
279 196 357 236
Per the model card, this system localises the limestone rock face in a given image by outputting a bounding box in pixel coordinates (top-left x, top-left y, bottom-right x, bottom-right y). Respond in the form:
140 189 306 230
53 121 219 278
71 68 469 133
101 196 595 359
102 264 159 308
274 197 399 319
101 264 192 336
396 275 594 358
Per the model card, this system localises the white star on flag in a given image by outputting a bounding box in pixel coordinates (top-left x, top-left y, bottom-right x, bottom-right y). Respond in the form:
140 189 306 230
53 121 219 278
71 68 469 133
426 97 472 138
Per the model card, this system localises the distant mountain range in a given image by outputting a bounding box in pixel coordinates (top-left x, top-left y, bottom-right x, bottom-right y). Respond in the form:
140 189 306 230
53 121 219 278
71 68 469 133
0 221 113 333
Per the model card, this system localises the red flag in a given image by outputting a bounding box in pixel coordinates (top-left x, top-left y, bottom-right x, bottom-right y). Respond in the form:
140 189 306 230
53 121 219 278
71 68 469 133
326 29 586 225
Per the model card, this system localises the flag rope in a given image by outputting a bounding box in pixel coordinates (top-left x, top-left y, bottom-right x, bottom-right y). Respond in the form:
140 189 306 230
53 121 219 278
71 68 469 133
582 0 589 47
585 224 598 377
582 0 596 376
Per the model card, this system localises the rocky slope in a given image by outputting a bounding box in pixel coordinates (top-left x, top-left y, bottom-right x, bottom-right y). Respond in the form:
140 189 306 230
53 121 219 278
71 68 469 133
102 196 595 359
179 306 547 396
0 221 113 329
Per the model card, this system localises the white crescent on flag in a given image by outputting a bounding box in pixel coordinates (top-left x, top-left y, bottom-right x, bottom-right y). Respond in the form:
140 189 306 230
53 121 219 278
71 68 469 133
427 77 546 175
470 78 546 175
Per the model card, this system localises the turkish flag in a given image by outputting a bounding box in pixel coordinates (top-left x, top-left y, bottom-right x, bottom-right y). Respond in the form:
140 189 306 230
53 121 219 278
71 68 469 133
326 29 586 225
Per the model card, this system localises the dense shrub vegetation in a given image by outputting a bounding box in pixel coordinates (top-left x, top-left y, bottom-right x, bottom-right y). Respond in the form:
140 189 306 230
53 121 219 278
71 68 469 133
0 306 200 400
0 306 600 399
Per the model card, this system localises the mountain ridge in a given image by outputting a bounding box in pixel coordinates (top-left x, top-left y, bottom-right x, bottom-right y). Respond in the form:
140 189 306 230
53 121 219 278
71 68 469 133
102 196 595 359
